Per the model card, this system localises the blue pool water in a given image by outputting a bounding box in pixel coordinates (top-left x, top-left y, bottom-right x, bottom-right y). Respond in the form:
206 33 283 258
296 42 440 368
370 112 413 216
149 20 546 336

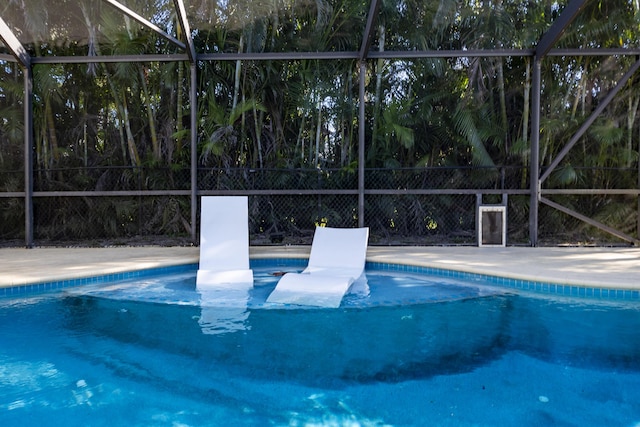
1 262 639 426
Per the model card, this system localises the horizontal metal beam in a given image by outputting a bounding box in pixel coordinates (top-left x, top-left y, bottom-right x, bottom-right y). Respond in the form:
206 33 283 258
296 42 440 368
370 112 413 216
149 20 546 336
5 188 534 198
17 188 640 198
198 52 360 61
365 189 529 196
31 54 189 64
10 188 639 198
199 189 358 196
372 48 640 58
32 190 191 197
201 50 535 61
17 48 640 66
547 48 640 56
0 53 17 62
367 49 535 59
23 189 352 197
542 189 640 195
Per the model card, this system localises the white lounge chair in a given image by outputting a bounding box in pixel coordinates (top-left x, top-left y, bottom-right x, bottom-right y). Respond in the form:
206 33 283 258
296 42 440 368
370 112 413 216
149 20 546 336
196 196 254 289
266 226 369 307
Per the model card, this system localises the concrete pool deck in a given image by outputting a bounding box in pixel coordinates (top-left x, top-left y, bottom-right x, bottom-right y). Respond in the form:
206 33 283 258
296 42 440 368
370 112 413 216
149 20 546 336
1 245 639 290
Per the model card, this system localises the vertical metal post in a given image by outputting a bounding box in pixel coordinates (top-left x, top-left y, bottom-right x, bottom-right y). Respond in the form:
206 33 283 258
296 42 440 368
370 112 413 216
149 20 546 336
24 65 34 248
358 61 366 228
529 59 542 247
476 193 482 246
190 63 198 243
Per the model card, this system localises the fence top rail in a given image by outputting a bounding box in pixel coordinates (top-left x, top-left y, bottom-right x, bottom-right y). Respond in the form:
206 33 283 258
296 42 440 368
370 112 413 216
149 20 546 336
4 189 640 198
25 165 640 173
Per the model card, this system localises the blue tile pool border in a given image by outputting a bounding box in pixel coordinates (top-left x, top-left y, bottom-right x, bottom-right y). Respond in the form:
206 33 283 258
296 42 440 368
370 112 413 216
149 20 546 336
2 258 638 301
366 261 640 301
0 263 198 298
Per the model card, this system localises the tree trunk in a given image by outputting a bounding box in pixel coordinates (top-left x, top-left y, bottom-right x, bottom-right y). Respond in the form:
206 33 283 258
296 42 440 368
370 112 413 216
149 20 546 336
139 66 160 161
315 98 322 168
233 35 244 111
626 91 640 168
296 115 307 164
176 61 184 154
254 105 264 169
496 57 508 150
521 58 530 189
371 23 386 166
120 88 141 166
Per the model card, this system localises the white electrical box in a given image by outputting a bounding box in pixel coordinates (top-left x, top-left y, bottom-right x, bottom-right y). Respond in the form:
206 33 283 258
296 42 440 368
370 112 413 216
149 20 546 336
478 205 506 247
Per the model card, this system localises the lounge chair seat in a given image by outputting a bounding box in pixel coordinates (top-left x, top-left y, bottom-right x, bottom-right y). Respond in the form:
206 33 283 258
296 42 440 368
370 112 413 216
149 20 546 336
196 269 253 288
266 226 369 308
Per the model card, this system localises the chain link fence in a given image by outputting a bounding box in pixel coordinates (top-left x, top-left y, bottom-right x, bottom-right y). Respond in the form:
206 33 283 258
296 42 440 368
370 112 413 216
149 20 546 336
1 166 638 247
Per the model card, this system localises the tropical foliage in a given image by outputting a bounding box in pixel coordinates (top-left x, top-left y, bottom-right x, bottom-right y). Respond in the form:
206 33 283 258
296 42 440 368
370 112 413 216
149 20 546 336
1 0 640 245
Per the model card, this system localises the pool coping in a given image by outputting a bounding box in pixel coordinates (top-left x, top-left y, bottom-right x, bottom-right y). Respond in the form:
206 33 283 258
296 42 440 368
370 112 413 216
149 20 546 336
1 245 639 300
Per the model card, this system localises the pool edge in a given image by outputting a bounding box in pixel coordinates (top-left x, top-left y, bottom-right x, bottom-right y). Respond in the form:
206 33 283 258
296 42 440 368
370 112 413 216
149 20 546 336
2 248 639 301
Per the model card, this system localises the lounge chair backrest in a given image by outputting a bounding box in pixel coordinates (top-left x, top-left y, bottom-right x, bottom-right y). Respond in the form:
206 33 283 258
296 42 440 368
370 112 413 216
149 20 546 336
306 226 369 273
199 196 250 272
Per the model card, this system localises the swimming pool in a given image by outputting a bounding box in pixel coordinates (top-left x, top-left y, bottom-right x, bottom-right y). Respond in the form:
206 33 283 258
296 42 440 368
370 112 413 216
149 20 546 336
1 260 639 426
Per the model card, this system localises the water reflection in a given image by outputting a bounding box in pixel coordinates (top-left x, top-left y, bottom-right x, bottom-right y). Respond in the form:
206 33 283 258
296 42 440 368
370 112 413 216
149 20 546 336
197 286 252 335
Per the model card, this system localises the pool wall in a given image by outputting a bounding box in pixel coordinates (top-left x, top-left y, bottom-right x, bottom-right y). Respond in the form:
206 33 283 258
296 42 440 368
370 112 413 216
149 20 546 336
2 258 638 301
